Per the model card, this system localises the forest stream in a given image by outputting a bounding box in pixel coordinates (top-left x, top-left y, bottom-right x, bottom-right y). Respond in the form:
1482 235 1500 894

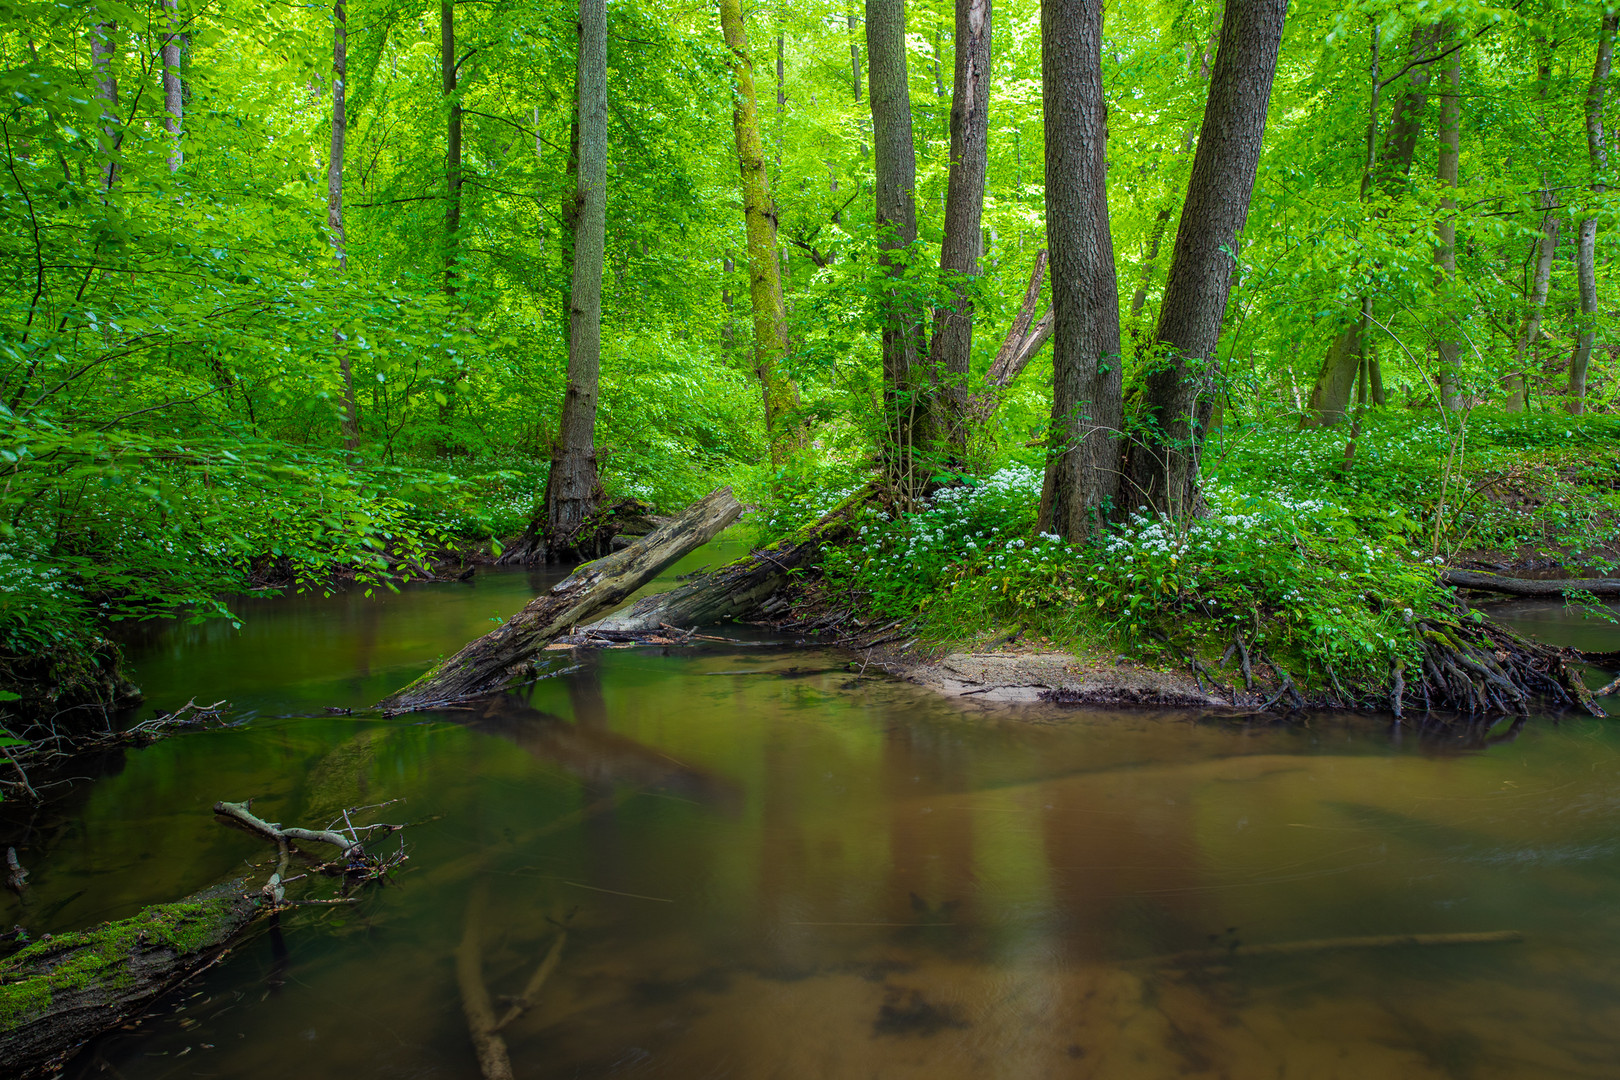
4 542 1619 1080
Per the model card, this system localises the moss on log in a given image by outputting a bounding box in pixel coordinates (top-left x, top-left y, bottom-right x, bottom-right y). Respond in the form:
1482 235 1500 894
1440 569 1620 597
0 878 264 1077
379 487 743 712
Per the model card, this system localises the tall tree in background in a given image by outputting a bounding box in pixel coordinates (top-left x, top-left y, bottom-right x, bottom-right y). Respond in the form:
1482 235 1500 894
867 0 930 494
930 0 992 458
546 0 607 545
1039 0 1121 539
161 0 183 172
719 0 798 468
91 16 118 190
442 0 463 294
1507 44 1559 412
1433 23 1463 411
1119 0 1288 519
1569 12 1616 413
327 0 361 454
1303 24 1441 425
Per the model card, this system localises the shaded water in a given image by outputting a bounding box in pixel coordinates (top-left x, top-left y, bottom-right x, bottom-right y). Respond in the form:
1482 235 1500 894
4 560 1620 1079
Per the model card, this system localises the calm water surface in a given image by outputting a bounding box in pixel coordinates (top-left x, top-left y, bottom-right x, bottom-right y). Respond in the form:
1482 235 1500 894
4 554 1620 1079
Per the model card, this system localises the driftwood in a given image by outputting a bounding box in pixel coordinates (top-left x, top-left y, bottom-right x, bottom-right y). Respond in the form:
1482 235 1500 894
1147 929 1523 969
585 483 877 634
1441 569 1620 597
380 487 743 711
456 885 516 1080
0 878 266 1077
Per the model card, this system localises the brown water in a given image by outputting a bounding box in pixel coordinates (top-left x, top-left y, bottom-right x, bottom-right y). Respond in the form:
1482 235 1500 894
5 559 1620 1079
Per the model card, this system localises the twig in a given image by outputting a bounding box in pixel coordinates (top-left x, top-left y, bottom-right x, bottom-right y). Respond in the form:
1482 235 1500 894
491 930 567 1032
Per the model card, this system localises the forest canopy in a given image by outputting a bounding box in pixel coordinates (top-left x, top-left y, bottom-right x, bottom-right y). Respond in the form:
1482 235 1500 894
1 0 1617 717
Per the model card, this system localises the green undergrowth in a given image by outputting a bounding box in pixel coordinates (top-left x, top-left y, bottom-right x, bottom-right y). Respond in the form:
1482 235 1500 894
814 413 1620 695
0 890 253 1031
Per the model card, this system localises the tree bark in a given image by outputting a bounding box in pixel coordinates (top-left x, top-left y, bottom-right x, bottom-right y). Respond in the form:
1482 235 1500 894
1434 23 1463 411
328 0 361 455
1507 52 1559 413
546 0 607 548
161 0 183 172
969 248 1049 422
443 0 462 293
867 0 931 497
1039 0 1122 539
719 0 799 468
91 18 118 191
1303 24 1442 425
929 0 992 459
1569 13 1615 414
1439 569 1620 598
1118 0 1287 521
0 879 265 1077
380 488 743 712
586 485 874 634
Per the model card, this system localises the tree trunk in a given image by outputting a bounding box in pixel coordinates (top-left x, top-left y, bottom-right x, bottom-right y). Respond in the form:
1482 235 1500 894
1039 0 1122 539
1439 569 1620 597
929 0 992 459
1118 0 1287 521
1303 24 1441 425
546 0 607 549
380 488 743 712
1507 52 1559 413
0 879 265 1077
867 0 931 497
1434 23 1463 411
969 248 1050 422
1569 13 1615 414
161 0 182 172
443 0 462 293
719 0 799 468
328 0 361 455
91 19 118 191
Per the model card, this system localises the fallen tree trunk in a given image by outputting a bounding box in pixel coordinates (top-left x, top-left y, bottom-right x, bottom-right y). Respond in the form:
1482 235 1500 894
1440 569 1620 597
0 878 266 1077
586 484 876 634
380 487 743 711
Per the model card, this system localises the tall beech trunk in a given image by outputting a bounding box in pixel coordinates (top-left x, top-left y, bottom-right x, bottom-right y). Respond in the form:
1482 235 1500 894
929 0 992 459
161 0 182 172
1433 24 1463 411
1507 53 1559 412
1570 13 1616 414
1303 24 1440 425
1039 0 1121 540
327 0 361 454
546 0 606 546
1125 22 1216 340
91 18 118 191
719 0 798 467
442 0 462 293
1118 0 1287 520
867 0 931 495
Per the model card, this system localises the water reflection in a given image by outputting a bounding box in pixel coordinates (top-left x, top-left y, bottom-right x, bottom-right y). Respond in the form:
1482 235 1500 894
1 577 1616 1079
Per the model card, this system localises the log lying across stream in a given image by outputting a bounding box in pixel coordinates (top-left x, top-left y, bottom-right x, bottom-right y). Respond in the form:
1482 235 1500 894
378 487 743 712
585 483 877 634
1440 569 1620 598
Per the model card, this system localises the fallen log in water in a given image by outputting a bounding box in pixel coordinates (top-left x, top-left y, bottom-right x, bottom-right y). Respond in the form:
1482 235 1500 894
379 487 743 712
0 878 266 1077
1440 569 1620 597
585 483 877 634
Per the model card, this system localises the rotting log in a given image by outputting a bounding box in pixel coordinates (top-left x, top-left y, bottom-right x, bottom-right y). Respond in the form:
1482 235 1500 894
381 487 743 711
1440 569 1620 597
585 483 877 634
0 878 266 1078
